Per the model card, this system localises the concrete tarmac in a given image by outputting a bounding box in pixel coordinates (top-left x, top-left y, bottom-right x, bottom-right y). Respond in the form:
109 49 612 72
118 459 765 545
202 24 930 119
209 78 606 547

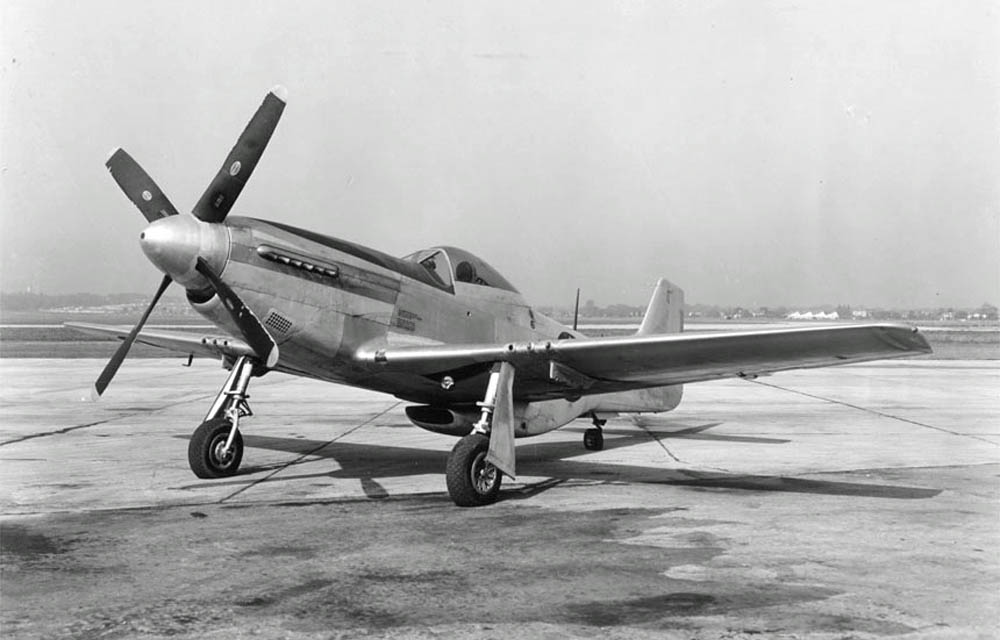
1 358 998 639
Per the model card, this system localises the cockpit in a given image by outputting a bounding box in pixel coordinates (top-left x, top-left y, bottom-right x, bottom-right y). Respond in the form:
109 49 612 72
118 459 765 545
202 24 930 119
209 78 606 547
402 246 519 293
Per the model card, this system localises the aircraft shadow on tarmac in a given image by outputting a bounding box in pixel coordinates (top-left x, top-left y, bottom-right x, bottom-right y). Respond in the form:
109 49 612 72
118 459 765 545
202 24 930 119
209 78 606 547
180 422 943 502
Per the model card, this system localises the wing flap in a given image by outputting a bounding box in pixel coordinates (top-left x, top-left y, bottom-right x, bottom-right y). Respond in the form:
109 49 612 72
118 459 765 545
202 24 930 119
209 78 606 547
65 323 254 360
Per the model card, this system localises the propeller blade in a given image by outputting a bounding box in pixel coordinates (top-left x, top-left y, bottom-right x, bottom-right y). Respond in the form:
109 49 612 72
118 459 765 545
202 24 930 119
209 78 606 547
105 148 180 222
194 258 278 368
192 86 287 223
93 275 173 398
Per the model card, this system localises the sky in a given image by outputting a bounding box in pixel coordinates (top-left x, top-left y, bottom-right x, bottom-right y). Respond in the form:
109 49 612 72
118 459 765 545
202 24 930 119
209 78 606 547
1 0 997 308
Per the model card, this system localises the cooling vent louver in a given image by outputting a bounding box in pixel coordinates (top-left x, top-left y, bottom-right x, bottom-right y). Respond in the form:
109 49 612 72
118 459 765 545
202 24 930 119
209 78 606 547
264 310 293 335
257 245 340 279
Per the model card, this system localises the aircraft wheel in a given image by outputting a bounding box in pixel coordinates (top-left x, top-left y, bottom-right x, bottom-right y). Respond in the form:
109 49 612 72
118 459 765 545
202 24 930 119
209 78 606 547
188 417 243 478
446 433 502 507
583 427 604 451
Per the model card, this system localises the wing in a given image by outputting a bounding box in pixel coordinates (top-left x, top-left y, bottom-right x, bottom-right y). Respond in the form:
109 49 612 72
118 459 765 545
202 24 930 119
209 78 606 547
65 323 254 360
357 324 931 401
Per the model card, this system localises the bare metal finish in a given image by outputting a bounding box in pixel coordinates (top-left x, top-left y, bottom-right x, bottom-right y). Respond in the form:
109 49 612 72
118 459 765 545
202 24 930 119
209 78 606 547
78 87 933 506
140 215 229 289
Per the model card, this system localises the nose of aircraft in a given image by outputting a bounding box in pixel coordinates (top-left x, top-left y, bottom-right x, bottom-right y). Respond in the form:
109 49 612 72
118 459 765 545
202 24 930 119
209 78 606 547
139 215 228 288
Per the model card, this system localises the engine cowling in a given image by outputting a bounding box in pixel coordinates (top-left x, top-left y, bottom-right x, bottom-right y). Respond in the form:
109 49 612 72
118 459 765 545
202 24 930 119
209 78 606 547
404 405 480 436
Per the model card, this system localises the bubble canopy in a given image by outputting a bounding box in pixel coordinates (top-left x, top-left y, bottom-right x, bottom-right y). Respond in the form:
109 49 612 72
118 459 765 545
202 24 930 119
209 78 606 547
403 246 519 293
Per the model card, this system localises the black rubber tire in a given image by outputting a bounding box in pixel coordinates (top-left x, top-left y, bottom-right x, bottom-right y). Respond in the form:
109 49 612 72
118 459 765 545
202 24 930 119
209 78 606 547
188 417 243 478
583 428 604 451
446 433 502 507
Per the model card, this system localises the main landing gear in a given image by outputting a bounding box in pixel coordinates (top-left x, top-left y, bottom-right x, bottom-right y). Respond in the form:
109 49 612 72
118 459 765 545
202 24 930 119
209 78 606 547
188 355 258 478
446 364 512 507
583 412 606 451
446 433 501 507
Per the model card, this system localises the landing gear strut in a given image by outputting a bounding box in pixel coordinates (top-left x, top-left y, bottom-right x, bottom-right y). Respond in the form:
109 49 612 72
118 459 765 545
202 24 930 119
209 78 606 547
583 412 605 451
188 355 257 478
446 364 512 506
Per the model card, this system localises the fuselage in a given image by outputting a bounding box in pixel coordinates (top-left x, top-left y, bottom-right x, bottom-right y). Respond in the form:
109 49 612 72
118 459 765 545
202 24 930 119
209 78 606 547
192 217 578 395
142 214 682 437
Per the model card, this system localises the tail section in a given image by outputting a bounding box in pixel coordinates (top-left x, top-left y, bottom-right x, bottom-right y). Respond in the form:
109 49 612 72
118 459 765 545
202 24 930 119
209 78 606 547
588 278 686 416
637 278 684 335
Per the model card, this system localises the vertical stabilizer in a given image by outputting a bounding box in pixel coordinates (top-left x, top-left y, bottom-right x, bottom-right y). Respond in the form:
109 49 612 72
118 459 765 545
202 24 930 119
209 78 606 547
637 279 684 335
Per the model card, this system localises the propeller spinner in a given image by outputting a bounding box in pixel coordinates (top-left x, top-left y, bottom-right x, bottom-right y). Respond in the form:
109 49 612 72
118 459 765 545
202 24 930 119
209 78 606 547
92 87 287 397
139 214 227 288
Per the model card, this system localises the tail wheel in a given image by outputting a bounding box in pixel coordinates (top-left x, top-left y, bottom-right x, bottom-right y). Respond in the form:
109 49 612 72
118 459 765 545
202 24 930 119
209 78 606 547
583 427 604 451
189 417 243 478
446 433 502 507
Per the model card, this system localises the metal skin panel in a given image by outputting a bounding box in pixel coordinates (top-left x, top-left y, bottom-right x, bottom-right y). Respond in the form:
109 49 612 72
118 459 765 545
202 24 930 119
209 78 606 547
391 280 495 347
187 292 247 348
221 219 398 383
453 282 536 343
499 384 683 438
194 256 278 368
589 385 684 414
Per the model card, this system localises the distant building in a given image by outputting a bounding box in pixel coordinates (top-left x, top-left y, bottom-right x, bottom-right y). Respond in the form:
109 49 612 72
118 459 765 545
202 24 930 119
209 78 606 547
786 311 840 320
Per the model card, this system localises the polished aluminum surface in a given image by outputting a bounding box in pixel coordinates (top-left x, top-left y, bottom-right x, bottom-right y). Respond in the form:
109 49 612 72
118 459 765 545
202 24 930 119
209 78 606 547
139 215 228 288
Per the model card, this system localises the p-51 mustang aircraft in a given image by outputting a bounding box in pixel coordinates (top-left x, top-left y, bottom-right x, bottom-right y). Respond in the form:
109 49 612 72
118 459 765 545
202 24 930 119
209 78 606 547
71 87 931 507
